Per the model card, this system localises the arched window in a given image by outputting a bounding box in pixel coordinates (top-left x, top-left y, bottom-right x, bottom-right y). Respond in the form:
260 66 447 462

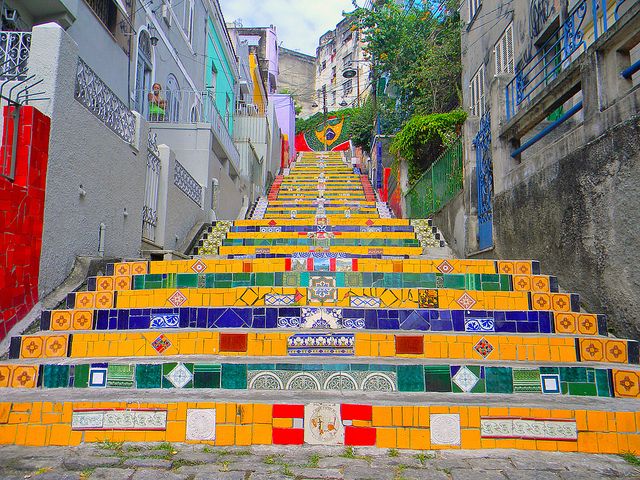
134 30 153 114
165 74 181 122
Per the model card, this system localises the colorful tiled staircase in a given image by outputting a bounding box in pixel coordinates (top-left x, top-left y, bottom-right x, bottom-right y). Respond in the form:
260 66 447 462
1 151 639 453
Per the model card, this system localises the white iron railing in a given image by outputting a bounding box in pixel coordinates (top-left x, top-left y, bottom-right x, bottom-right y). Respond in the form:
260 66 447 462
136 88 240 168
174 159 203 207
142 132 161 242
0 31 31 80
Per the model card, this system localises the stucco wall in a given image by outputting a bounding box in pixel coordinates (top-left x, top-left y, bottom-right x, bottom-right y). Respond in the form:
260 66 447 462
278 47 316 118
28 23 147 298
490 116 640 339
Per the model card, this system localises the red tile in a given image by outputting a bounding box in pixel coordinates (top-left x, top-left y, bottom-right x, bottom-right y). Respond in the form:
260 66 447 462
272 404 304 418
272 428 304 445
330 258 336 271
341 404 372 421
352 259 358 271
285 258 291 271
307 258 314 271
345 426 376 446
395 335 424 355
219 333 248 352
243 261 252 273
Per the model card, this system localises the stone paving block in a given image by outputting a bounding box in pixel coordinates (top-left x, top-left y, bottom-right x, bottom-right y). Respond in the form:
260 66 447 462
28 474 81 480
467 458 515 471
317 456 370 469
63 455 122 470
291 467 343 478
122 458 173 469
398 468 449 480
194 472 247 480
132 470 190 480
342 466 396 480
90 468 136 480
503 470 561 480
451 470 508 480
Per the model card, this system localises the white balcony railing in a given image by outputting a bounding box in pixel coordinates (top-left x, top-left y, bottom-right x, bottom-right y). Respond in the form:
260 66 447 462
0 31 32 80
135 89 240 169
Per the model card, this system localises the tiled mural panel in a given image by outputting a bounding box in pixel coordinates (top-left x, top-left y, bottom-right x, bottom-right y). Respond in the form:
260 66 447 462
0 106 50 341
0 401 638 453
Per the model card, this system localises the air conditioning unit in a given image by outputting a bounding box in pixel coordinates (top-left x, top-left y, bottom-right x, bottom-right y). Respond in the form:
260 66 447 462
161 3 172 27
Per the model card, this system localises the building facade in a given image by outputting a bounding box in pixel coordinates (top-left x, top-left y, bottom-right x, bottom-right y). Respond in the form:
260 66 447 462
437 0 640 337
313 17 371 113
277 47 316 118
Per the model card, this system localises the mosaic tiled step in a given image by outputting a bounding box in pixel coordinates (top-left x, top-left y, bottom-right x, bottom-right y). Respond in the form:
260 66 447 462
1 398 639 451
217 245 424 256
221 238 421 247
65 286 581 312
9 331 639 365
108 258 541 276
121 271 556 294
40 306 605 337
234 219 412 226
2 361 635 399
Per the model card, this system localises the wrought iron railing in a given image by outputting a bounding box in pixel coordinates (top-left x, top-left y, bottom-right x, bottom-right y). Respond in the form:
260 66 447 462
505 0 632 120
136 88 240 170
142 132 161 242
75 58 136 143
0 31 31 80
404 136 464 218
236 100 267 116
174 159 203 207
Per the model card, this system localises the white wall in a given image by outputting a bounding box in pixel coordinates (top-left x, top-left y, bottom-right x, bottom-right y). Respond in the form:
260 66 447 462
28 23 147 298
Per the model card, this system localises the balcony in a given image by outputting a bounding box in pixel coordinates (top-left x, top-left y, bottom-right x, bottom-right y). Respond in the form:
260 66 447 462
0 31 31 80
505 0 635 120
135 89 240 171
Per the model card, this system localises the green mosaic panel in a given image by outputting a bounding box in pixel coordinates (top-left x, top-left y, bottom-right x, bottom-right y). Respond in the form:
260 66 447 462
397 365 425 392
135 364 162 389
424 365 451 392
73 364 89 388
485 367 513 393
107 364 134 388
221 364 247 389
513 368 541 393
43 365 69 388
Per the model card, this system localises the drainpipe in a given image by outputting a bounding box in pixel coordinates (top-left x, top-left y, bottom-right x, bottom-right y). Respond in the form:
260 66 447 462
98 223 106 257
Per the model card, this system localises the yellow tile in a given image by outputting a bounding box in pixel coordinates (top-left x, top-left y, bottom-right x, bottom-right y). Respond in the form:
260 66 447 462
372 406 393 427
376 428 397 448
252 424 273 445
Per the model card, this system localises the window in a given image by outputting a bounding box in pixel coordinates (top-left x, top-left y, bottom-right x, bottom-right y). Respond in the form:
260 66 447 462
134 30 153 114
183 0 194 44
470 65 485 117
332 91 336 105
494 24 514 75
331 66 337 84
343 53 353 67
210 64 218 91
468 0 481 21
165 74 181 122
321 60 326 70
343 79 353 96
86 0 118 32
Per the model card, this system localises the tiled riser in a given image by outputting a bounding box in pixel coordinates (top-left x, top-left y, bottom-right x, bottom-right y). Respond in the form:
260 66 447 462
121 272 556 293
65 287 581 312
42 307 606 336
0 401 638 453
9 331 639 365
221 239 422 246
2 362 635 399
229 226 416 233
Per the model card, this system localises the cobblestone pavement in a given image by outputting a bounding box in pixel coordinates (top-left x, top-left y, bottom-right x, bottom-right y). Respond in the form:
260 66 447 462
1 444 639 480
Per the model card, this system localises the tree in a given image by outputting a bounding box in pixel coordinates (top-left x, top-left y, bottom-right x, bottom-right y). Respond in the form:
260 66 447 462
350 0 462 118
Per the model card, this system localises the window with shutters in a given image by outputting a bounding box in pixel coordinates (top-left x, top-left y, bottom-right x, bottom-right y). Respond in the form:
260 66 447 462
468 0 481 22
470 65 485 117
494 24 514 75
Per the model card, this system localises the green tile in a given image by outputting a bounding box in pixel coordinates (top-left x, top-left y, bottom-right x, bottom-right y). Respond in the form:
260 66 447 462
499 274 511 291
513 368 541 393
559 367 587 383
107 364 134 388
443 275 465 289
43 365 70 388
132 275 145 290
397 365 425 392
451 366 485 393
176 274 198 288
193 364 222 388
135 364 162 389
595 369 612 397
73 364 89 388
481 274 500 283
540 367 559 374
255 273 274 286
485 367 513 393
221 364 247 389
424 365 451 392
567 382 598 396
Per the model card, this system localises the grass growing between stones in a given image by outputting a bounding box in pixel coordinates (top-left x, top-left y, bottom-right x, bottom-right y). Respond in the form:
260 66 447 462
80 468 95 479
307 453 321 468
620 452 640 466
98 440 124 451
172 459 206 470
394 464 409 480
388 448 399 457
340 446 372 463
415 452 435 465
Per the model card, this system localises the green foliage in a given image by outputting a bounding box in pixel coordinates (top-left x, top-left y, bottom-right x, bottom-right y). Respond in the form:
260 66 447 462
295 107 355 134
349 0 462 118
620 452 640 465
348 97 376 152
390 109 466 183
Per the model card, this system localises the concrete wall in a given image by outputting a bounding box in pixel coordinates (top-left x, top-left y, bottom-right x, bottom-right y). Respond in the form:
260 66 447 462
278 47 316 118
28 23 147 298
152 124 247 221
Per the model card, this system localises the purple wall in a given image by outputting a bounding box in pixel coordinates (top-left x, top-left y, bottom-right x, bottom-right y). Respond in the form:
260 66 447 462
272 94 296 162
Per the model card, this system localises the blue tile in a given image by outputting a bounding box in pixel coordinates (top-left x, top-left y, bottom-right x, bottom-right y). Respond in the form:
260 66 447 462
217 309 246 328
378 318 400 330
506 311 527 321
129 317 148 329
252 315 266 328
431 319 453 331
495 321 517 333
96 310 109 330
517 322 539 333
265 308 278 328
400 311 430 331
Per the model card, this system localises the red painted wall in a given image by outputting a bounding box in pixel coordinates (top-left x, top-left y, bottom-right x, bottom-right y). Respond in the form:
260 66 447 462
0 106 50 341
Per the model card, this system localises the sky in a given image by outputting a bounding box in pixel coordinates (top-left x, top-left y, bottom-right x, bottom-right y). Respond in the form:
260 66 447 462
219 0 362 56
